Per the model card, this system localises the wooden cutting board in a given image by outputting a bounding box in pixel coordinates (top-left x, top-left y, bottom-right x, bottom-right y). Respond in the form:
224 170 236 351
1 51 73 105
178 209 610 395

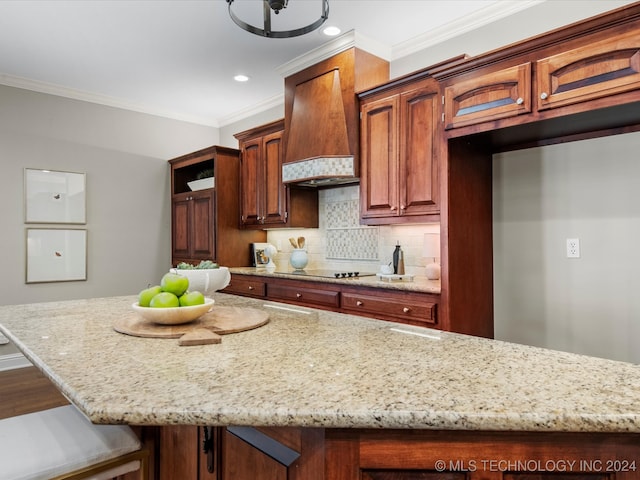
113 306 269 346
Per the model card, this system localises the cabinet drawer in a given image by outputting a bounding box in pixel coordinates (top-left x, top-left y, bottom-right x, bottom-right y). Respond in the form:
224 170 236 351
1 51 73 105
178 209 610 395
443 62 531 129
223 276 266 298
536 29 640 110
268 284 340 309
342 292 437 326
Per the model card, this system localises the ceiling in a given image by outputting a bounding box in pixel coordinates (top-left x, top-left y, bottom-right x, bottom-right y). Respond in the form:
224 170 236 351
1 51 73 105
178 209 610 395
0 0 541 128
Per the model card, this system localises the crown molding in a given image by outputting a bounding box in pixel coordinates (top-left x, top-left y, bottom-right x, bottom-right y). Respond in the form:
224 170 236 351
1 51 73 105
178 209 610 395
276 30 391 78
218 93 285 127
0 73 220 128
392 0 546 60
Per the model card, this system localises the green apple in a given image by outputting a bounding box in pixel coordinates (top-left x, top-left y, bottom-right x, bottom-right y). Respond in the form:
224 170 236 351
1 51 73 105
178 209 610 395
138 285 162 307
179 291 205 307
160 273 189 297
149 292 180 308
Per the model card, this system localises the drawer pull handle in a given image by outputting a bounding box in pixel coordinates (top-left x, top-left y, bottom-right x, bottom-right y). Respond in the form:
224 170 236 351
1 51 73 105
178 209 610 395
403 307 411 313
356 301 363 306
296 293 302 298
248 286 254 290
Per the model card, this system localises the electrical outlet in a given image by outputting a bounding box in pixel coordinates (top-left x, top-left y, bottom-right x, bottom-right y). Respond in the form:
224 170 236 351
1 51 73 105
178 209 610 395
566 238 580 258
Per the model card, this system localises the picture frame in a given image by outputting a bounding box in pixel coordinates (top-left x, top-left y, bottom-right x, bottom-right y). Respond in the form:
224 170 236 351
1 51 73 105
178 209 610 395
251 242 270 268
26 228 87 283
25 168 86 224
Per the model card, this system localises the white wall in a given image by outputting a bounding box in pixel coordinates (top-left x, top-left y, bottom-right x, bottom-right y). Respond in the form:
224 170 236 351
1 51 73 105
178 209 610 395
0 85 218 306
493 132 640 363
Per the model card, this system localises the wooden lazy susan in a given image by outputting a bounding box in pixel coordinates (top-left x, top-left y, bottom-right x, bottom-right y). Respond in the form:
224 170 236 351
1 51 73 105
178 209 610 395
113 306 269 346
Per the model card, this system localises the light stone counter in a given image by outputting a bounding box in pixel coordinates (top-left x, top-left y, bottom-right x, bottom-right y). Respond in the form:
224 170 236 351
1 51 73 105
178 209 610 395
229 267 441 294
1 293 639 433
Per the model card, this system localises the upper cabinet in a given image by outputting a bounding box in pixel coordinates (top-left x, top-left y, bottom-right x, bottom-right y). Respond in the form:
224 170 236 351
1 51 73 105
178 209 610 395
443 63 532 129
436 6 640 135
235 120 318 229
359 73 440 224
536 29 640 111
169 146 265 267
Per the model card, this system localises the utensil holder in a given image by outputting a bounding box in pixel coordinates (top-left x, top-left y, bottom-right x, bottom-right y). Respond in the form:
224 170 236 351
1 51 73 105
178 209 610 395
289 249 308 270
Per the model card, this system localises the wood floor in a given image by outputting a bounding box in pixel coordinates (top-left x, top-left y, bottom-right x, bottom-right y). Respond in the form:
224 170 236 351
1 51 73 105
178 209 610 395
0 366 69 420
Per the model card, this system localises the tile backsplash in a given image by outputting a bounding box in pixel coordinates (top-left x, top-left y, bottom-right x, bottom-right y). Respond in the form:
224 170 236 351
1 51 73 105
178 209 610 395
266 185 440 275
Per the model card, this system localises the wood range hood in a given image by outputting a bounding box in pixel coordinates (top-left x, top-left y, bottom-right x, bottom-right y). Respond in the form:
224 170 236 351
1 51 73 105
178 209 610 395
282 47 389 187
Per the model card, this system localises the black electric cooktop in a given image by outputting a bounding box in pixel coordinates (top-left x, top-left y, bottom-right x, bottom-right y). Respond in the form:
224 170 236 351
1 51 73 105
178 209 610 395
274 269 377 279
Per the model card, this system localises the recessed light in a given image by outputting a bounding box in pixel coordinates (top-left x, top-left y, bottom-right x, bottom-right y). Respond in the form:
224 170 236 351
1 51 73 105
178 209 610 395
234 74 250 82
322 26 341 36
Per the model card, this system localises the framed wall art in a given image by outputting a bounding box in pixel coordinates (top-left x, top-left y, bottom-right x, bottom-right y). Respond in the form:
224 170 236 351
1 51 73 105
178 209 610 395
26 228 87 283
24 168 86 224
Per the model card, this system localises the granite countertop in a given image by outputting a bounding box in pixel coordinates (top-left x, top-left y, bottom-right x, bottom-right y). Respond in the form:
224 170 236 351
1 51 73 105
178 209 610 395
1 293 639 432
229 267 441 294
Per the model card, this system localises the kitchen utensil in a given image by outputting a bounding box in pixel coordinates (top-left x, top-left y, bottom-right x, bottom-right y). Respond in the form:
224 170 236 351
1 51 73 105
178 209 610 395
289 237 298 248
297 236 305 249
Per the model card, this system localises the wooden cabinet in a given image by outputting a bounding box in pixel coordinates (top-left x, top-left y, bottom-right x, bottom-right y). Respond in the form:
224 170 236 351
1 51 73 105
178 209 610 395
171 190 214 263
224 274 442 330
223 274 267 298
222 428 294 480
325 429 640 480
359 74 440 224
341 287 437 327
536 29 640 111
441 20 640 131
222 427 324 480
169 146 265 267
443 62 532 129
430 3 640 338
267 279 340 310
158 426 218 480
235 120 318 229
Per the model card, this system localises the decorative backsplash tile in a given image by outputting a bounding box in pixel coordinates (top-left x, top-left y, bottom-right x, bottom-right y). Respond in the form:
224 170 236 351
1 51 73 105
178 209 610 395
325 198 378 260
282 156 355 183
326 199 359 229
326 228 379 260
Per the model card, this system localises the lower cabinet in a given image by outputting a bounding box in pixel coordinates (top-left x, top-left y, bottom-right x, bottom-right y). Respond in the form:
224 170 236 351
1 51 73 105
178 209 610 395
341 287 437 327
325 429 639 480
267 280 340 310
157 426 218 480
154 426 638 480
223 274 439 330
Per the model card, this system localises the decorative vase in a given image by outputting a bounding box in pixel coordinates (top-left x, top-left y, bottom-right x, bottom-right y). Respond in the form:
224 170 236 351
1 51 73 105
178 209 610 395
289 248 308 270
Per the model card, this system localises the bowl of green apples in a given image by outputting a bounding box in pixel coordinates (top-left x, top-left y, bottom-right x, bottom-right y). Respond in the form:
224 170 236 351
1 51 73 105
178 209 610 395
133 272 214 325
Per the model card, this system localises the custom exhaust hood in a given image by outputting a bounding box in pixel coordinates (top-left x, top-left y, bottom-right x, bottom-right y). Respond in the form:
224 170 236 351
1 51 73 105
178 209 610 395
281 44 389 187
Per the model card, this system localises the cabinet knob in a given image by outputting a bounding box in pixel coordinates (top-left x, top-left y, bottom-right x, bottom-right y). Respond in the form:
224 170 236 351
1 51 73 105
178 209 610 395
403 307 411 313
400 204 406 211
540 92 548 100
390 206 397 212
356 300 363 306
296 293 302 298
248 286 254 290
516 97 524 105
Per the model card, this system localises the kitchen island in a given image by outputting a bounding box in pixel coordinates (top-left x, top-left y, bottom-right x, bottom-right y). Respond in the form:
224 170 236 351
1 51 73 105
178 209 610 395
1 293 639 479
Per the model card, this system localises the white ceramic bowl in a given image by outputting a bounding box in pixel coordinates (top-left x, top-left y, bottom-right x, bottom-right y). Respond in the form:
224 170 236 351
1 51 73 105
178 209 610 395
169 267 231 296
132 298 215 325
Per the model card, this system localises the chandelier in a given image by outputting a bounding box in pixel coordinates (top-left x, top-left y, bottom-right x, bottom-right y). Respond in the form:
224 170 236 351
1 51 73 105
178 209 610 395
226 0 329 38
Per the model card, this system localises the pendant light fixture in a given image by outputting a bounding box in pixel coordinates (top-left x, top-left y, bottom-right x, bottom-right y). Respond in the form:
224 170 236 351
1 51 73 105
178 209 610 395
226 0 329 38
